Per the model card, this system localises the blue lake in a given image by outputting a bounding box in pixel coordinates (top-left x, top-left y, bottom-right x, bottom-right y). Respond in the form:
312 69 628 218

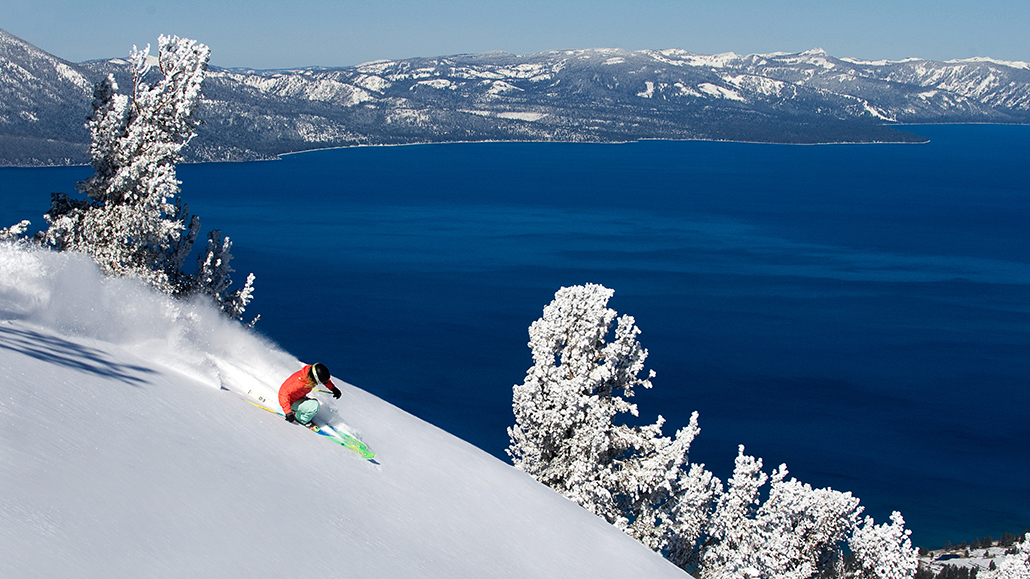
2 124 1028 548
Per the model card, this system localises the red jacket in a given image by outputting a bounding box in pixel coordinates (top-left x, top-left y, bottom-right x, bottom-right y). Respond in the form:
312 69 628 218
279 365 336 414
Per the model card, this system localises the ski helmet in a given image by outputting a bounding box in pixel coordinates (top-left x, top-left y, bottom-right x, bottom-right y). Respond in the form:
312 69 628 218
311 363 330 385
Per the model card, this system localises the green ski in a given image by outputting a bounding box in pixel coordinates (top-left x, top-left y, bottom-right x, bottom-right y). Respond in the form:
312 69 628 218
247 399 376 460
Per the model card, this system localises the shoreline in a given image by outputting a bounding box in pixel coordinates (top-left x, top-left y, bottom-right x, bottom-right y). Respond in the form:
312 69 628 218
0 126 950 169
10 119 1030 167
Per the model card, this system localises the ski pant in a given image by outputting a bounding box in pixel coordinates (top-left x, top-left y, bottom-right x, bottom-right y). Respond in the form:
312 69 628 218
291 398 320 424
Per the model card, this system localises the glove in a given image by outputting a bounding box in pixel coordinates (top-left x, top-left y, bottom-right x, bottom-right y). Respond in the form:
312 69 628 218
284 412 296 423
331 387 341 400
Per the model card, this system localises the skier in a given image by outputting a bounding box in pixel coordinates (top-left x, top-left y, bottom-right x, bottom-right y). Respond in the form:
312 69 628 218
279 363 341 426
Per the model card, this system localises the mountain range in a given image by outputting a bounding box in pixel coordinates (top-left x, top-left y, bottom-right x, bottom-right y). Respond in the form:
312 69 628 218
2 28 1029 166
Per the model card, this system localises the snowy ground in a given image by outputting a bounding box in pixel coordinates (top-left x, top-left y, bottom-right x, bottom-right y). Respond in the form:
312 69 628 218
0 244 688 578
919 545 1019 575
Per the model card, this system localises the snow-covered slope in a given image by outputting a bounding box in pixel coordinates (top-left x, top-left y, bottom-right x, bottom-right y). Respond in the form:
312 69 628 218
0 244 688 579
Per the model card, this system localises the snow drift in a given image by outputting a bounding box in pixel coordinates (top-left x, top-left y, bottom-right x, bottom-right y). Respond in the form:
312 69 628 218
0 243 687 578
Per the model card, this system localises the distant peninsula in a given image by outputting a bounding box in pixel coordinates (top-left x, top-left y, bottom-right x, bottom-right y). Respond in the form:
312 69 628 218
2 28 1029 166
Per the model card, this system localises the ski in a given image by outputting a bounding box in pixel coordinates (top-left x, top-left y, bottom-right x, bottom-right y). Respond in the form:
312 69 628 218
246 398 376 460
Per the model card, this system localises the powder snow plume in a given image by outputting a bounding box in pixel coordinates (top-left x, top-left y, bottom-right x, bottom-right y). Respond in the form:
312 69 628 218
0 243 295 396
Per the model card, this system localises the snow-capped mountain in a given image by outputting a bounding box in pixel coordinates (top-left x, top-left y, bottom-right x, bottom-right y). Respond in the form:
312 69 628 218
0 29 92 165
2 28 1029 165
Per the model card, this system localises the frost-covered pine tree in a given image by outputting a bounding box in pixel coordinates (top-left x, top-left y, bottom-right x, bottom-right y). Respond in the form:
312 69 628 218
37 35 255 320
193 230 257 323
508 283 657 518
508 284 918 579
618 411 721 566
0 220 31 242
700 446 770 578
752 467 862 579
43 36 207 293
847 511 919 579
507 283 717 563
662 460 723 569
696 446 919 579
700 446 868 579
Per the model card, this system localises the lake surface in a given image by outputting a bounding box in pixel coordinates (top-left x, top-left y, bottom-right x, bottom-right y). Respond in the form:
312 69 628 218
2 125 1028 548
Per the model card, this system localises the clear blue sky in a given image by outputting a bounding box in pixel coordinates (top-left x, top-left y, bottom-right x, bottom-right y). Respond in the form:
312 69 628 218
3 0 1028 69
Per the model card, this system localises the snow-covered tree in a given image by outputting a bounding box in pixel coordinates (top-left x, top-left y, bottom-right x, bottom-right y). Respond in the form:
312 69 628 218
617 411 722 565
700 446 865 579
700 446 768 577
43 36 206 291
662 460 723 569
193 230 257 323
507 284 718 563
980 533 1030 579
847 511 918 579
36 35 255 320
508 283 655 515
752 468 862 579
509 285 920 579
0 220 31 242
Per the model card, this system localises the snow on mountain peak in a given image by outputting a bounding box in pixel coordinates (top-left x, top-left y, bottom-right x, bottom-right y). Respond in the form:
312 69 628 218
947 56 1030 70
840 56 925 66
646 49 742 68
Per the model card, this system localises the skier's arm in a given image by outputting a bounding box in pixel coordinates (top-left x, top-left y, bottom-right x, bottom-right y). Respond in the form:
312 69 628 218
278 387 293 415
326 378 341 399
